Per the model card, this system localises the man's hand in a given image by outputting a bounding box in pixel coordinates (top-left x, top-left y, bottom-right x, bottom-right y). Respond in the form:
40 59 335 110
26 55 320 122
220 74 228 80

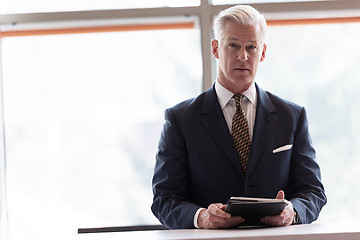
260 190 295 226
197 203 245 229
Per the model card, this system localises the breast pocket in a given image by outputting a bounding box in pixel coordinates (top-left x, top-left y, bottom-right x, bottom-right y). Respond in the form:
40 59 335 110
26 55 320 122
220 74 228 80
273 148 292 161
271 145 292 177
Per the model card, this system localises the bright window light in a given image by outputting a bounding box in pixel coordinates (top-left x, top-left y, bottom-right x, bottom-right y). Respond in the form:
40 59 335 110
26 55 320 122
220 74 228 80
212 0 323 5
2 27 202 237
256 22 360 223
0 0 200 14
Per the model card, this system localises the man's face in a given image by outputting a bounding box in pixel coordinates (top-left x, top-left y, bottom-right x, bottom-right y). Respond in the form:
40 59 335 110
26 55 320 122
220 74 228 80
212 21 266 93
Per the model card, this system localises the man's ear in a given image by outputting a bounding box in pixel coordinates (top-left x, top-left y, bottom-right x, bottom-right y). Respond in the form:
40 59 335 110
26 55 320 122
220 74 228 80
260 43 267 62
211 39 219 59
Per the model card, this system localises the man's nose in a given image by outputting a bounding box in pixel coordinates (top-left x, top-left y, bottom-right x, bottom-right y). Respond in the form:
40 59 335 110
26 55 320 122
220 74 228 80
237 49 248 62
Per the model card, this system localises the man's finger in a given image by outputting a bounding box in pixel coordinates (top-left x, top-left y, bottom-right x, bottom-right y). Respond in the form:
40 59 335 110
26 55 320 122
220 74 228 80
208 204 231 218
276 190 285 199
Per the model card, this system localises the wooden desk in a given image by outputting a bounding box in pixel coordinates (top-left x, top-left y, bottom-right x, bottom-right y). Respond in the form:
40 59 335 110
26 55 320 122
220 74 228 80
77 222 360 240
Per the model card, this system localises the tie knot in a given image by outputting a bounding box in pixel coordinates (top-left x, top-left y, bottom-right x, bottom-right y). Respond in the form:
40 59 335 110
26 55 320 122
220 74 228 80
233 94 244 106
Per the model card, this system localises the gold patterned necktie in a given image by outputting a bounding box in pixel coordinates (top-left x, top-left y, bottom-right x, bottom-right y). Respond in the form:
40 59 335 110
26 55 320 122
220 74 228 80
231 94 251 173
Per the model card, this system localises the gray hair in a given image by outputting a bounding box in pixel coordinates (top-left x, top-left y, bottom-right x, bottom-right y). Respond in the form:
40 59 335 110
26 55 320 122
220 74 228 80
213 5 267 43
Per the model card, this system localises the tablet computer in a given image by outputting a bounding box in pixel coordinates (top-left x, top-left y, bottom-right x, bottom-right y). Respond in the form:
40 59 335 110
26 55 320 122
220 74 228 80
225 197 287 221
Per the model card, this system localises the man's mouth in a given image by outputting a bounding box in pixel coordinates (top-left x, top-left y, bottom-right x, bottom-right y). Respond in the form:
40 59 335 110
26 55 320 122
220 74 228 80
234 67 249 71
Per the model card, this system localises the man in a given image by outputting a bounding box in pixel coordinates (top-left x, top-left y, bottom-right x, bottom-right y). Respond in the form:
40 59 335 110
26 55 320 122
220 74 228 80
151 5 326 229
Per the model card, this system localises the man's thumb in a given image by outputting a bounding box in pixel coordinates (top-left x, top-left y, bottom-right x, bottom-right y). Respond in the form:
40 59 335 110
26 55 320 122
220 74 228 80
276 190 285 199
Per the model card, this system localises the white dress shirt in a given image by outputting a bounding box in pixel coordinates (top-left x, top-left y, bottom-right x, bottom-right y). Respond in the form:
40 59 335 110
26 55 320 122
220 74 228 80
215 81 257 141
193 81 257 228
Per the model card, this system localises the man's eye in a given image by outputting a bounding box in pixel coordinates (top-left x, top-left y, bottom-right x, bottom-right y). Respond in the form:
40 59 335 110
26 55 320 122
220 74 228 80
229 43 238 48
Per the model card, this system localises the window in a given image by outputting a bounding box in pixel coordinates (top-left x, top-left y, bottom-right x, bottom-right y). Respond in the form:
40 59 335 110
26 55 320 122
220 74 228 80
256 21 360 222
212 0 320 5
1 26 202 237
0 0 200 14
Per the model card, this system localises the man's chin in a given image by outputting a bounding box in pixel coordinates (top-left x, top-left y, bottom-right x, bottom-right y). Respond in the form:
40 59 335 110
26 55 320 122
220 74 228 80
231 76 253 85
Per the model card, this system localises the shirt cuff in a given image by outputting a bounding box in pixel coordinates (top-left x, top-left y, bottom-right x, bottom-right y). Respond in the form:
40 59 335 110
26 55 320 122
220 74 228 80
193 208 205 228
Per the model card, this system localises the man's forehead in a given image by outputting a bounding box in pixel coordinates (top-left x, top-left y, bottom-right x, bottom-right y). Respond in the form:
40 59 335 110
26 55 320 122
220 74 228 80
227 37 258 42
223 35 260 45
223 23 261 39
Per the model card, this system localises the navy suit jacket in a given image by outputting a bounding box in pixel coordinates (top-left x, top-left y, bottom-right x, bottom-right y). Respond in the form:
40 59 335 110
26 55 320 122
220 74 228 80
151 83 326 229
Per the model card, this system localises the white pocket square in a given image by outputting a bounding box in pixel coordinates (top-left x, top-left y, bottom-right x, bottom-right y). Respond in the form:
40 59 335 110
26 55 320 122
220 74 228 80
273 144 293 153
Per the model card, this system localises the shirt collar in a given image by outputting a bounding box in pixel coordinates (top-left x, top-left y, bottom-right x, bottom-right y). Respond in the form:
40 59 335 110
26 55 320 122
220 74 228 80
215 81 257 109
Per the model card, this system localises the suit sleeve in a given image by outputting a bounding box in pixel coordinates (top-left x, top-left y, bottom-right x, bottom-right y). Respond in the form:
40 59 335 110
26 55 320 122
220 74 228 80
151 109 199 229
289 107 327 224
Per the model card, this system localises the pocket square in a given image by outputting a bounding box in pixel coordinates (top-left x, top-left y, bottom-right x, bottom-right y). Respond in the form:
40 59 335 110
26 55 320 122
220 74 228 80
273 144 293 154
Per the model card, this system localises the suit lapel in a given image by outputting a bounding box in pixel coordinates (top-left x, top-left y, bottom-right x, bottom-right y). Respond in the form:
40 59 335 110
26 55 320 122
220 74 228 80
200 86 245 177
246 84 278 176
199 84 278 177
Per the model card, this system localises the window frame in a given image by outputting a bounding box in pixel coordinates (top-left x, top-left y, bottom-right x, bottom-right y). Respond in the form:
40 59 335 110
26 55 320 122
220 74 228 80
2 0 360 88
